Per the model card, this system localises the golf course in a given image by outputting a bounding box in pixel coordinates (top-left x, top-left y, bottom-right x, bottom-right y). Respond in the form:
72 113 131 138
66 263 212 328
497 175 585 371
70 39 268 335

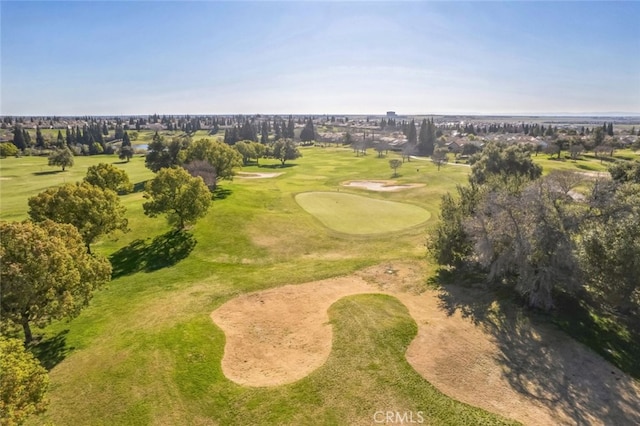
1 145 639 425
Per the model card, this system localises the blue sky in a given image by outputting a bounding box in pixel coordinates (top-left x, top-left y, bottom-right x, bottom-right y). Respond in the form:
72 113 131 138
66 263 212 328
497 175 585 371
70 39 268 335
1 1 639 115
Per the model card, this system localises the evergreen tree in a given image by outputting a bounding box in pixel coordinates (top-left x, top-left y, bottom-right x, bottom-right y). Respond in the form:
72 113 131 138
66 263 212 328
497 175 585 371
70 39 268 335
102 121 109 135
261 121 269 144
407 120 417 145
66 127 72 147
56 130 65 148
607 122 614 136
240 120 256 141
114 124 125 140
122 131 131 147
300 118 316 142
35 126 45 148
12 125 26 150
287 117 295 139
274 121 282 141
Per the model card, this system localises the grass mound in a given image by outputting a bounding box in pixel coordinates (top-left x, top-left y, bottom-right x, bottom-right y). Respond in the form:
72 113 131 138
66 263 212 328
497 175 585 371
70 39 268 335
295 191 430 235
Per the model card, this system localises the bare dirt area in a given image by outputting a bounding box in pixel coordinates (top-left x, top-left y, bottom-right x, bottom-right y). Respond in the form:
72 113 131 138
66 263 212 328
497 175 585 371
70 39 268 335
236 172 283 179
341 180 425 191
211 263 640 425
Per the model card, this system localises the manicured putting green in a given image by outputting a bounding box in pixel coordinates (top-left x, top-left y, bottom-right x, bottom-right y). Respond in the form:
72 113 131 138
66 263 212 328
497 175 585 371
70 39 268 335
295 191 430 235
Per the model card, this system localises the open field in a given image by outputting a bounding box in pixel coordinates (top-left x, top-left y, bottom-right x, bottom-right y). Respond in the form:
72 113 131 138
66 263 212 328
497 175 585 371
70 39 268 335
1 146 639 425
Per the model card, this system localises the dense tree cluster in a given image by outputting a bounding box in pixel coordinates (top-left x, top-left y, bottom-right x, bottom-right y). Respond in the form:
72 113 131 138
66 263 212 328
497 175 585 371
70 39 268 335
430 143 639 314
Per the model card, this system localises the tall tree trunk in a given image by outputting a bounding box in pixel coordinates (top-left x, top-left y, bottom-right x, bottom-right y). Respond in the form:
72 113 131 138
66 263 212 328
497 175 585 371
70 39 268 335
22 317 33 344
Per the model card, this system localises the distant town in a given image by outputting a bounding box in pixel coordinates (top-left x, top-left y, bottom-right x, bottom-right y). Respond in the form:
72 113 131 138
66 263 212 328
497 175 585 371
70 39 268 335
2 113 639 161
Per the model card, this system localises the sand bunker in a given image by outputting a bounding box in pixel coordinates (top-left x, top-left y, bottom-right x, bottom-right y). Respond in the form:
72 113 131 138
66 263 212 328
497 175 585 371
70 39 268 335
237 172 283 179
342 180 424 191
211 263 640 425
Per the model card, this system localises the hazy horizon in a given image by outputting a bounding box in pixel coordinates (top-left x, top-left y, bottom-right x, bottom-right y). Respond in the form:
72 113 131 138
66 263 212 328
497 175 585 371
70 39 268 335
2 1 639 116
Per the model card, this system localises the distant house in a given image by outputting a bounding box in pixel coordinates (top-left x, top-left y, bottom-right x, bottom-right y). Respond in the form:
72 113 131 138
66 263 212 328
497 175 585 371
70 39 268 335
386 111 397 118
446 141 462 153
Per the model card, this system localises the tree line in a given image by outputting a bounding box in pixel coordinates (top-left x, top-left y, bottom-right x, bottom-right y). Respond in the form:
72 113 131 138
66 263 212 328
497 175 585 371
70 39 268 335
429 142 640 315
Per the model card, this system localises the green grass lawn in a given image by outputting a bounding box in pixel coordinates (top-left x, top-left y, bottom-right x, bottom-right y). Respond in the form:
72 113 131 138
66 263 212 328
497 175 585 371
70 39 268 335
1 148 523 425
532 148 639 174
3 144 639 424
295 191 431 235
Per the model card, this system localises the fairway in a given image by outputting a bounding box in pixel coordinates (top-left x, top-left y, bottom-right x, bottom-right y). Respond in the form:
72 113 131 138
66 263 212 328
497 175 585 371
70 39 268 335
295 191 431 235
1 146 638 426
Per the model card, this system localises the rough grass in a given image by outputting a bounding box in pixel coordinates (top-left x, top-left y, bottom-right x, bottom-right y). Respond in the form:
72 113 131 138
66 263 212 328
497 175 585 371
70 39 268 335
1 147 519 425
532 149 639 175
295 191 431 235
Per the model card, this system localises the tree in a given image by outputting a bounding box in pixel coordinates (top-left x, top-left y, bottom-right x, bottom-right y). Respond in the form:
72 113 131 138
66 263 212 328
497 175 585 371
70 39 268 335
374 141 389 158
35 126 45 149
23 129 32 148
0 336 49 424
407 120 417 145
463 176 581 310
569 143 584 161
119 145 134 162
84 163 133 194
143 167 211 229
417 118 436 156
272 139 301 165
56 130 65 148
286 117 295 139
260 121 269 144
401 143 416 162
300 118 316 142
47 147 74 171
184 138 242 189
431 147 449 171
251 141 266 166
592 127 605 148
28 182 128 253
183 160 217 190
12 125 26 151
469 142 542 186
0 220 111 343
0 142 19 158
579 182 640 313
427 183 480 267
234 140 256 165
145 133 188 172
122 131 131 147
608 160 640 184
389 158 402 177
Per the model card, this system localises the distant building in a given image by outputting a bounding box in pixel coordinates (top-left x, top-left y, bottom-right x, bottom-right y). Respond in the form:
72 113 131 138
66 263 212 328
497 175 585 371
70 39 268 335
386 111 397 118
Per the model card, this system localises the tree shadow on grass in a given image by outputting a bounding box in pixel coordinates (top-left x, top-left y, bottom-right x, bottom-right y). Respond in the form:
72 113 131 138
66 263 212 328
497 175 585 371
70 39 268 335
109 230 197 279
259 163 297 169
30 329 73 371
132 180 147 193
432 269 640 425
212 187 232 200
33 170 63 176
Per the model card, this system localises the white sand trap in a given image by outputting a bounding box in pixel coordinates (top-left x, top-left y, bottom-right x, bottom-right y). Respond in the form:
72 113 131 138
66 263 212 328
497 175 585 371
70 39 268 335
237 172 283 179
342 180 424 191
211 263 640 425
